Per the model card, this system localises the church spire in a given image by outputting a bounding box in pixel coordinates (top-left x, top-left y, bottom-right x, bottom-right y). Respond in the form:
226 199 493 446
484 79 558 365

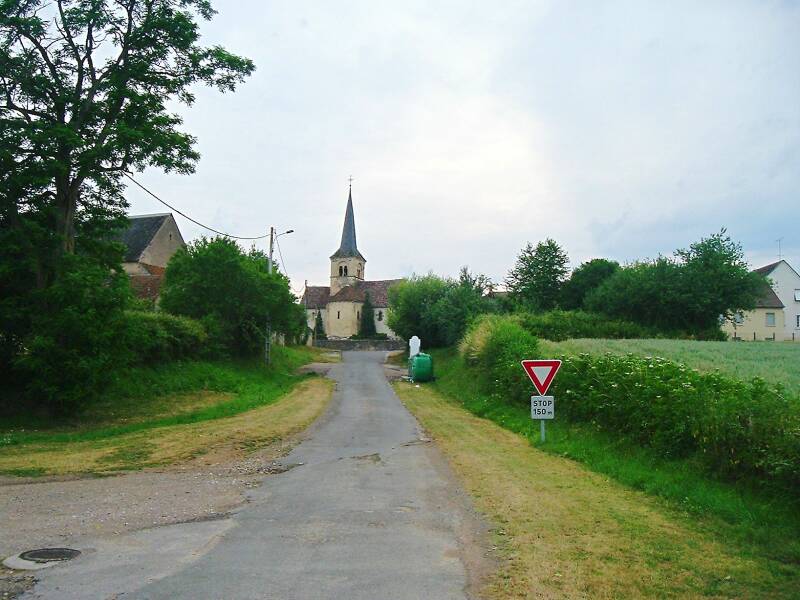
331 185 365 261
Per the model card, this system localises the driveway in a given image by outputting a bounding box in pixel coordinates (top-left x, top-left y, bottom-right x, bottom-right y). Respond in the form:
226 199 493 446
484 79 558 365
22 351 487 599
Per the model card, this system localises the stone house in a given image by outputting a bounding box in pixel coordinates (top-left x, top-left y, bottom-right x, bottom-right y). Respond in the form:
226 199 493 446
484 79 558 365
114 213 185 302
302 189 402 340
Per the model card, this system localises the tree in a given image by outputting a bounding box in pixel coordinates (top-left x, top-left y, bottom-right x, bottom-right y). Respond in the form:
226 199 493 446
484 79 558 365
0 0 254 278
388 270 496 347
314 310 326 340
358 292 377 338
160 237 301 356
506 239 569 311
560 258 620 310
585 230 765 336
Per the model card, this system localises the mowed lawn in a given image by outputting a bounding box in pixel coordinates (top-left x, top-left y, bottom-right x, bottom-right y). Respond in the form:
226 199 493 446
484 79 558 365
539 338 800 395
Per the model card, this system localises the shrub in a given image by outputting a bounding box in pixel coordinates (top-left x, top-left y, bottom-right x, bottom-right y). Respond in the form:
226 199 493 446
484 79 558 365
517 310 654 341
457 315 800 490
122 311 208 363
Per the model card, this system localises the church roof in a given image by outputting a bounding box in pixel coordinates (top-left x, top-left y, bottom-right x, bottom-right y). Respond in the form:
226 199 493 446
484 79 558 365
330 188 366 261
302 279 403 309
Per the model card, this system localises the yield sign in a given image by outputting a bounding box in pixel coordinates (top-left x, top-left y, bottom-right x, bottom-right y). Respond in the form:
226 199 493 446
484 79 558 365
521 360 562 395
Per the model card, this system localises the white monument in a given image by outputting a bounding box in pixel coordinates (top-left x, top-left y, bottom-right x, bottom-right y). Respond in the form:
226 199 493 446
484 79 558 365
409 336 421 357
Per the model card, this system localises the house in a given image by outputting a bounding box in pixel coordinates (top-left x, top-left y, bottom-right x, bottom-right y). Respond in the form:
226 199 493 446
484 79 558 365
301 188 402 340
722 259 800 341
114 213 185 301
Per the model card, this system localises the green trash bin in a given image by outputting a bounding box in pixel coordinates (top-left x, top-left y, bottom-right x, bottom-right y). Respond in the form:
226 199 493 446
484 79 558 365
408 353 434 382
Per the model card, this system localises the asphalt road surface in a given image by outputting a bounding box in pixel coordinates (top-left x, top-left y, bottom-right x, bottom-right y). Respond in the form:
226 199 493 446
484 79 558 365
23 352 484 599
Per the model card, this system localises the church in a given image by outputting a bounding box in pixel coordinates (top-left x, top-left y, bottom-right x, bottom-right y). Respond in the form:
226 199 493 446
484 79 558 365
302 188 402 340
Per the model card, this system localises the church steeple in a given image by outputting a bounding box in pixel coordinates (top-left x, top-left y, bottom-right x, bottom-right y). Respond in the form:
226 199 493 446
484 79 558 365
331 186 365 262
330 184 366 295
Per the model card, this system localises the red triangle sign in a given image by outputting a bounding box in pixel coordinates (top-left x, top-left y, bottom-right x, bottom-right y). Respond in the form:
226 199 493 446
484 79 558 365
521 360 562 395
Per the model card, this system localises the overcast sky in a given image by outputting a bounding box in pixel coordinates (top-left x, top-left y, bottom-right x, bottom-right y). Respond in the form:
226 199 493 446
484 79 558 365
125 1 800 293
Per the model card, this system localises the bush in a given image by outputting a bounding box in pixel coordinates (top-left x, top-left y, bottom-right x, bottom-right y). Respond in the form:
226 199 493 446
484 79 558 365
517 310 654 341
457 315 800 490
122 311 209 363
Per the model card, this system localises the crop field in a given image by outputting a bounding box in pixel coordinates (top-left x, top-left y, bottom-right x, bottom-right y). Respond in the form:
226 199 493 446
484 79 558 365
539 338 800 395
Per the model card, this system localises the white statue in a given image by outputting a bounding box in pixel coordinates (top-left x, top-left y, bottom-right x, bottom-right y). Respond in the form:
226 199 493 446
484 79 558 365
409 336 421 357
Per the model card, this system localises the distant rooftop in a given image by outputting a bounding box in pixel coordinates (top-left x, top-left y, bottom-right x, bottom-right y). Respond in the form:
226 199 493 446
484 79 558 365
113 214 170 262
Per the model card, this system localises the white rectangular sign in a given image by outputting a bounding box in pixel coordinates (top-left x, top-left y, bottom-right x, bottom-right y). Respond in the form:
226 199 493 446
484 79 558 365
530 396 554 420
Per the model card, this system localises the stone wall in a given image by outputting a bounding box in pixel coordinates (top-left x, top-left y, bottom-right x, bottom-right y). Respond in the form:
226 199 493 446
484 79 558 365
314 339 406 351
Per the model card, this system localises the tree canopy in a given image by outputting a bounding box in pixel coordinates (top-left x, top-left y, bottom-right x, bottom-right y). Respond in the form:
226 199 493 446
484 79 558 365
506 239 569 311
560 258 620 310
160 237 303 356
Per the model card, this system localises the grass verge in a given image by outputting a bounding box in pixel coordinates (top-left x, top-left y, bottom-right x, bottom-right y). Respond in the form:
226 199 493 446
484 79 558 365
430 348 800 564
0 345 334 475
396 380 800 598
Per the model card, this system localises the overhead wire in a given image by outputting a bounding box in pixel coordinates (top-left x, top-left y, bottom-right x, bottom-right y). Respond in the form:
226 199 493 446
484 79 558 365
123 173 270 240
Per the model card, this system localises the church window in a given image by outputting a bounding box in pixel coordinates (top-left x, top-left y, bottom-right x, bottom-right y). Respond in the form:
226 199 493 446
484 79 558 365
337 311 340 319
338 266 343 276
343 266 348 276
378 311 383 322
357 311 360 320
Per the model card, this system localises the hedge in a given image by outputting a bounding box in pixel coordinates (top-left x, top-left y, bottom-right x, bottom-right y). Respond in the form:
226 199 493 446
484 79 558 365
517 310 655 341
123 311 209 364
460 315 800 490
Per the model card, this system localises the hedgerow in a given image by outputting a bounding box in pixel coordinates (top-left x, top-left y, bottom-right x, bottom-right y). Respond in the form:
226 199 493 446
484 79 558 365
459 315 800 490
122 311 209 363
517 310 654 341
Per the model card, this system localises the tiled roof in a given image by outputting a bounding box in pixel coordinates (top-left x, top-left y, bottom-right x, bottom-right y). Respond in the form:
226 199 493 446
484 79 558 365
301 279 403 309
114 214 170 262
302 286 330 309
129 273 163 302
753 261 782 276
754 284 784 309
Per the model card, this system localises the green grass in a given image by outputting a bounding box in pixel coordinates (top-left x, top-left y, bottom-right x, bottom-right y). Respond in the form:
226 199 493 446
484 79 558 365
538 338 800 395
0 344 322 447
430 347 800 566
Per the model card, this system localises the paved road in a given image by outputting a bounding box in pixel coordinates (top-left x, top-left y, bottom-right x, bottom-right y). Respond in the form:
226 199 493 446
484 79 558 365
24 352 482 599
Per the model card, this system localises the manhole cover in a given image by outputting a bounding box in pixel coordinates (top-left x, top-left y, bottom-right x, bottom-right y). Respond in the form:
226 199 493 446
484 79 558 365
18 548 81 563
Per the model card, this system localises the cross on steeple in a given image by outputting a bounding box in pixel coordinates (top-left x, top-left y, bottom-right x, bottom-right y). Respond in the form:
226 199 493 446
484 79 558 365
348 175 354 189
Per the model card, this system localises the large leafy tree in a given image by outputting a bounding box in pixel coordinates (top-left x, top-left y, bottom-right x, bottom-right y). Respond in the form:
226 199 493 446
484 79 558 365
0 0 254 275
560 258 620 310
506 239 569 311
586 230 764 335
160 237 302 356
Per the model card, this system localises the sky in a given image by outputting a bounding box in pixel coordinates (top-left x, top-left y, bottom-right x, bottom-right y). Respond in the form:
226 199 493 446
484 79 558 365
125 0 800 294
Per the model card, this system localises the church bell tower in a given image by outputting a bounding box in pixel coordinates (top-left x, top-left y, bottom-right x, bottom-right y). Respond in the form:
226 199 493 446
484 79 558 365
330 186 366 295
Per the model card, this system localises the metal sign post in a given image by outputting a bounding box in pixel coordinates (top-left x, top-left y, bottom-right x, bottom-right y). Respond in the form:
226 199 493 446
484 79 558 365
521 360 562 443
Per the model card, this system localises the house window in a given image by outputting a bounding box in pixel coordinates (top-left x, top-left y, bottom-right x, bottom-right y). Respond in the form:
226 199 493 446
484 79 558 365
796 314 800 328
765 312 776 327
795 289 800 302
378 311 383 322
337 311 340 319
734 312 744 325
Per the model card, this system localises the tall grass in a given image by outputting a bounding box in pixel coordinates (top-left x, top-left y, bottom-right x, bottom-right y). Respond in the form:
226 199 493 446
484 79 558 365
0 345 319 446
539 338 800 396
430 347 800 565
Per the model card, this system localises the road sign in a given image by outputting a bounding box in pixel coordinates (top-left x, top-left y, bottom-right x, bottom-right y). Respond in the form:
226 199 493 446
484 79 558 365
530 396 554 419
520 360 562 395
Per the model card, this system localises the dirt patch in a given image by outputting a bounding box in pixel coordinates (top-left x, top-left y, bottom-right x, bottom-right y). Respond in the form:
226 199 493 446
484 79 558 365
0 378 334 590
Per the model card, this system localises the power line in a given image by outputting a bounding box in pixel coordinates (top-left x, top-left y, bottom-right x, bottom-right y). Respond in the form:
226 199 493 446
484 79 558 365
275 234 289 276
123 173 270 240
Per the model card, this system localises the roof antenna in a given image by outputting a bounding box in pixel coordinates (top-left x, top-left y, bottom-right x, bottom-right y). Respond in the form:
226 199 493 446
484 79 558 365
777 237 783 260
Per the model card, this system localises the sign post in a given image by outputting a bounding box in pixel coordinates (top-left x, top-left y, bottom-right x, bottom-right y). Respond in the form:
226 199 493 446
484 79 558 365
521 360 561 442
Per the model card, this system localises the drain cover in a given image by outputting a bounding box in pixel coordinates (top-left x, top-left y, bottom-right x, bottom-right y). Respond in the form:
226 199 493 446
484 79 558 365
18 548 81 563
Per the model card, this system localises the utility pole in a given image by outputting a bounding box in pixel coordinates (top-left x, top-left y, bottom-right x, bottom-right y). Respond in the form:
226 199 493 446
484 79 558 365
265 226 275 365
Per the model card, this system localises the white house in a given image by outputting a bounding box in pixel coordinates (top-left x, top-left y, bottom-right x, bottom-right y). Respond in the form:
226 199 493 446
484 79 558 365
754 260 800 341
